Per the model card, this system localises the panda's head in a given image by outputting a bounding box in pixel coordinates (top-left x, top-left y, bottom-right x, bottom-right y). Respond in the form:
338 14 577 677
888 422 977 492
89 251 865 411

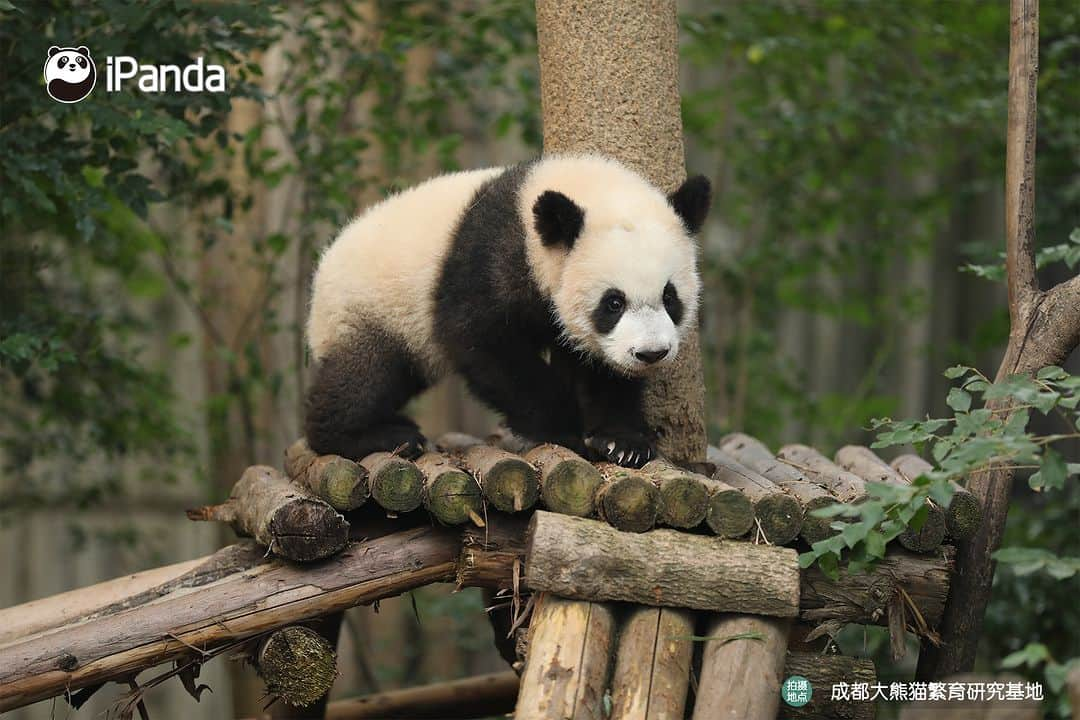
522 157 710 377
44 46 96 103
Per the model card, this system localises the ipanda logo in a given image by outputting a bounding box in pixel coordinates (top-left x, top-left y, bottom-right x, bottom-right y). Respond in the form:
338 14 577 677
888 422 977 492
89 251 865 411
45 45 227 103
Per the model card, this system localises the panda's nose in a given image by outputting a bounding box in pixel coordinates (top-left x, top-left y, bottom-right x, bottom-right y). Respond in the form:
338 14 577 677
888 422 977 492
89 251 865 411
634 348 669 364
69 64 76 69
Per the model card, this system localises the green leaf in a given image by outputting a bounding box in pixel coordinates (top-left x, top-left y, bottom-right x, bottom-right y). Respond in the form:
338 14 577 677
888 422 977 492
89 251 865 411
947 388 972 412
1037 447 1067 491
1001 642 1050 669
944 365 970 380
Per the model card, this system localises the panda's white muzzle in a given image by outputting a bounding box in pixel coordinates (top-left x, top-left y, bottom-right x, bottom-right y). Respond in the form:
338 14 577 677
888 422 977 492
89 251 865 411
604 307 680 375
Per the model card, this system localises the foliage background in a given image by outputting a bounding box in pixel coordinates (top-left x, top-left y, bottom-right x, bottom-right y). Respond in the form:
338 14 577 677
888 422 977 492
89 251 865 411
0 0 1077 717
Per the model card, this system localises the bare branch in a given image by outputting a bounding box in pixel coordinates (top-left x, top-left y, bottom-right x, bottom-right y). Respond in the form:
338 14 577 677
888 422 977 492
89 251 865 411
1004 0 1040 315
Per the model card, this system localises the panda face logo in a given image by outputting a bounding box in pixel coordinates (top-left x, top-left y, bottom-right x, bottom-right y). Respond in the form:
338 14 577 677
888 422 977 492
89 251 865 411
44 46 96 103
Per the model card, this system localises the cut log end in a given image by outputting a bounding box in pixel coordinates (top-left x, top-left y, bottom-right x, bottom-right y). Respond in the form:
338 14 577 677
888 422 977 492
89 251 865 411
705 488 755 538
319 457 370 511
800 497 840 545
483 458 540 513
538 458 603 517
364 454 424 513
426 469 482 526
898 504 948 554
597 474 661 533
753 494 803 546
654 475 709 529
256 626 338 708
945 489 981 540
268 498 350 562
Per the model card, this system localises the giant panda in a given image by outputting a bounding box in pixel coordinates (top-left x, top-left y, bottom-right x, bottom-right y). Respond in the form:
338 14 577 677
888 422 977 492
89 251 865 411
305 155 710 468
44 46 96 104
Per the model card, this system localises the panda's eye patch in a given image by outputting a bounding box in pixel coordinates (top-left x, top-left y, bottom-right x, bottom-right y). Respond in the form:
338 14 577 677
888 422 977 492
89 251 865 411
602 290 626 314
59 55 68 65
77 57 86 68
592 289 627 335
663 281 684 325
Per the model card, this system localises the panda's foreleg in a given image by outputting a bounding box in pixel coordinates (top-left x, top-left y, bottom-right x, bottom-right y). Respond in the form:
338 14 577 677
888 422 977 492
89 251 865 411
576 364 655 468
304 331 428 460
453 341 584 453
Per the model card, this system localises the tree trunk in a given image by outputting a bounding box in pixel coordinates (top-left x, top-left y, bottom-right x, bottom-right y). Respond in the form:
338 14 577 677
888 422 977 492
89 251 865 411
535 0 706 465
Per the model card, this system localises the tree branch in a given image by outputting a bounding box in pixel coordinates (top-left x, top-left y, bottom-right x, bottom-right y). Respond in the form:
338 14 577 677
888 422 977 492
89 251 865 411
1004 0 1040 317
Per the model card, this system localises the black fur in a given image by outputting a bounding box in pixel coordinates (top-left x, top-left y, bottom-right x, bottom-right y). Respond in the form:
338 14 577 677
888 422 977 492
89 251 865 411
434 163 653 465
304 326 428 460
668 175 711 235
533 190 585 249
662 281 684 326
590 289 627 335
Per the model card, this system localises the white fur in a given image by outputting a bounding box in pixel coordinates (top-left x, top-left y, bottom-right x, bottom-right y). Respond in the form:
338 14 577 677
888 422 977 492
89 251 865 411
307 155 700 380
307 167 502 378
517 156 700 375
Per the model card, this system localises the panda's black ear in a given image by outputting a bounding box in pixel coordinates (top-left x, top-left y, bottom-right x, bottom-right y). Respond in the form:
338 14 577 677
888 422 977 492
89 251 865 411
76 46 90 56
669 175 711 235
48 46 60 57
533 191 584 250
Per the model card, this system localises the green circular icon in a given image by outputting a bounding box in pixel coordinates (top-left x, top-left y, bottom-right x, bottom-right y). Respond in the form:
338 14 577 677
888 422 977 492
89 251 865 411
781 675 812 707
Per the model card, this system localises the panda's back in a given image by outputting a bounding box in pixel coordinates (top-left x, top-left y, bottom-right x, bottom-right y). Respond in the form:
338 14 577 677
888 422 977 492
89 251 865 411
307 166 503 378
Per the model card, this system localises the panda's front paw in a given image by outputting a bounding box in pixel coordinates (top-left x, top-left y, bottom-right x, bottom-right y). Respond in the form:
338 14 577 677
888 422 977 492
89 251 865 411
584 430 655 468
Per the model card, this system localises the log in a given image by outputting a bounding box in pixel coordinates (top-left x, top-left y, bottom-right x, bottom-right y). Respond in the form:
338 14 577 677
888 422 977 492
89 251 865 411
525 511 800 616
525 443 603 517
455 444 540 513
514 592 615 720
835 445 947 553
255 626 337 708
610 606 693 719
284 438 370 511
186 465 349 562
414 452 482 526
692 614 790 720
801 546 954 639
359 452 425 514
719 434 839 544
324 671 519 719
456 514 530 589
778 444 869 503
701 473 756 538
891 454 981 541
783 653 876 720
639 458 710 529
595 463 661 533
707 446 803 545
0 525 460 711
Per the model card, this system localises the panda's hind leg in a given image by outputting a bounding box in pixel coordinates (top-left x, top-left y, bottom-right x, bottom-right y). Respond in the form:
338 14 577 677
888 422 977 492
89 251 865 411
304 328 428 460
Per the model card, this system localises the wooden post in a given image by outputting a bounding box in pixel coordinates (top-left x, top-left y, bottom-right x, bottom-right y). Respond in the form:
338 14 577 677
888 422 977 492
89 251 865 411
455 444 540 513
595 463 662 533
777 444 868 503
414 452 483 526
186 465 349 562
609 607 694 720
514 592 615 720
692 615 790 720
359 452 425 514
535 0 706 465
255 626 337 708
639 458 710 529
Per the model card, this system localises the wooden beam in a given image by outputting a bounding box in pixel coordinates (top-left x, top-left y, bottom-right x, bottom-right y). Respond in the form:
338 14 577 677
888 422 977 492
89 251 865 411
0 525 459 711
324 671 519 719
525 511 800 617
609 607 693 719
